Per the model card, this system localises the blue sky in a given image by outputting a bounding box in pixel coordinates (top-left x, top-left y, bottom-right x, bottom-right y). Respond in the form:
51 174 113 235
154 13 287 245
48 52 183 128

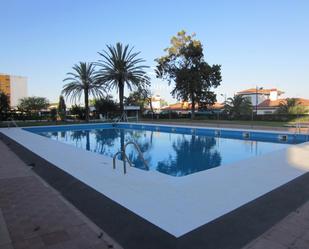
1 0 308 104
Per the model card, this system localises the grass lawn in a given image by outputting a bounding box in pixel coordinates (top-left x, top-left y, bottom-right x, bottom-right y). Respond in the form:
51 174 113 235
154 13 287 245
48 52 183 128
0 120 105 128
140 118 293 128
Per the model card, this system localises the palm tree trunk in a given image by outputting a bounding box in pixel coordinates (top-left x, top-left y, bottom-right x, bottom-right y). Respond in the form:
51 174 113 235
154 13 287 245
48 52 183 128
191 95 196 119
149 98 154 119
84 89 89 122
119 81 124 115
149 97 153 112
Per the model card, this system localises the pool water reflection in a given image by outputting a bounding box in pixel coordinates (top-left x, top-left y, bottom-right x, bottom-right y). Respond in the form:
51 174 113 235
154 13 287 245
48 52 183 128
38 128 289 176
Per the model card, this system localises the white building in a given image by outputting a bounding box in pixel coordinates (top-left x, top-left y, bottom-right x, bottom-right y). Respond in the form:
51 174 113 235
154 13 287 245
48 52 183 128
237 87 309 115
257 98 309 115
237 88 284 113
151 95 162 110
147 94 168 113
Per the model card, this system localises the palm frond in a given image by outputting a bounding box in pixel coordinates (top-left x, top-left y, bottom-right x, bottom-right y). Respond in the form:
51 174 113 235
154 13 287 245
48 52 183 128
96 43 150 91
62 62 106 103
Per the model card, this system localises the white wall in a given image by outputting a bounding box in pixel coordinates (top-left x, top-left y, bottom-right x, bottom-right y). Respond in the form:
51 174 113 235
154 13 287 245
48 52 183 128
257 108 277 115
10 76 28 107
269 90 278 101
152 100 161 109
242 94 268 106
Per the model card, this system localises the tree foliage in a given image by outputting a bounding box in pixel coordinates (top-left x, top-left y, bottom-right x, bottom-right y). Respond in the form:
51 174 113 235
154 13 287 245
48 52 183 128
155 30 222 118
94 95 118 115
0 92 10 120
18 96 49 113
50 108 57 121
224 95 252 118
57 95 66 120
0 92 10 113
277 98 307 115
62 62 105 121
124 87 152 111
96 43 150 115
160 99 168 108
70 105 85 120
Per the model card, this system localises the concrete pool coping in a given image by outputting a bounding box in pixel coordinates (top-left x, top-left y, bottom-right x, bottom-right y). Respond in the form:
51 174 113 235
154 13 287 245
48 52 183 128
1 123 309 249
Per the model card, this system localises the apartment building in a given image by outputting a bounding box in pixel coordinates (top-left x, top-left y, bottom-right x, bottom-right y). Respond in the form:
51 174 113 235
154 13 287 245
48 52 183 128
0 74 28 107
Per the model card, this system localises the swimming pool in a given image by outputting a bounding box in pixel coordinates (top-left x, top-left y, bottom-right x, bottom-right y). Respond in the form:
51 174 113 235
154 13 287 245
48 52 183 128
25 123 308 177
2 122 309 246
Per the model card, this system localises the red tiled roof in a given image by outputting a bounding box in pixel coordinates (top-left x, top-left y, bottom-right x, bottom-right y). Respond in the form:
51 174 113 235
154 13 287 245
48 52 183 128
188 103 200 109
207 102 225 110
237 88 284 95
162 102 224 110
258 98 309 108
161 103 188 110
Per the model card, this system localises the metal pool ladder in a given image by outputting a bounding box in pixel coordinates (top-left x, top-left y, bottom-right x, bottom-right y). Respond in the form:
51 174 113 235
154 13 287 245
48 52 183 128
112 141 149 174
113 112 128 125
7 118 18 128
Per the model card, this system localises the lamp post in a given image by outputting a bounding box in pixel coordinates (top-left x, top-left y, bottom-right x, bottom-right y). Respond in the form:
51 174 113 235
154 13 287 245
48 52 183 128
220 93 227 103
255 86 263 119
219 94 227 121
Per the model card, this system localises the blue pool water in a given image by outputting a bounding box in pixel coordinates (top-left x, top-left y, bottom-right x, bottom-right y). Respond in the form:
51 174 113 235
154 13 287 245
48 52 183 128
27 124 305 177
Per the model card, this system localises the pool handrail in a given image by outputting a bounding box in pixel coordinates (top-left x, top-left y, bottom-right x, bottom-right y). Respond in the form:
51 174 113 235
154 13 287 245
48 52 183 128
112 141 149 174
7 118 18 128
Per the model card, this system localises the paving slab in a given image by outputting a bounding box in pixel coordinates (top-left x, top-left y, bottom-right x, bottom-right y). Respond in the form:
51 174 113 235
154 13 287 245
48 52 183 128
0 140 122 249
243 201 309 249
0 209 12 247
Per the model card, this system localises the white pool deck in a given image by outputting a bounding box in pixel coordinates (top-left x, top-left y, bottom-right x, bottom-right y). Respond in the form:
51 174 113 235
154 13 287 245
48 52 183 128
1 124 309 237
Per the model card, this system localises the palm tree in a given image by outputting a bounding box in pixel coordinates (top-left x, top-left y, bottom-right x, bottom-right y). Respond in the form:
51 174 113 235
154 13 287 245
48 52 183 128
224 95 252 118
96 43 150 116
277 98 306 114
62 62 105 122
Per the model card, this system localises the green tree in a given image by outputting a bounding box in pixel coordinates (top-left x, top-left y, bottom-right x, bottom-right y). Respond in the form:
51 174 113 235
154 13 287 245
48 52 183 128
140 88 154 113
50 108 57 121
62 62 105 122
124 88 144 107
57 95 66 120
0 92 10 120
277 98 307 115
155 30 222 119
18 96 49 114
160 99 168 108
94 95 118 116
96 43 150 116
125 87 154 113
224 95 252 118
70 105 85 120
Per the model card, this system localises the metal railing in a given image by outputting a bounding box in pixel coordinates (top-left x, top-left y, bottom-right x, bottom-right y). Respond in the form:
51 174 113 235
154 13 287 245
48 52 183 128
113 112 128 125
7 118 18 128
112 141 149 174
294 122 309 135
